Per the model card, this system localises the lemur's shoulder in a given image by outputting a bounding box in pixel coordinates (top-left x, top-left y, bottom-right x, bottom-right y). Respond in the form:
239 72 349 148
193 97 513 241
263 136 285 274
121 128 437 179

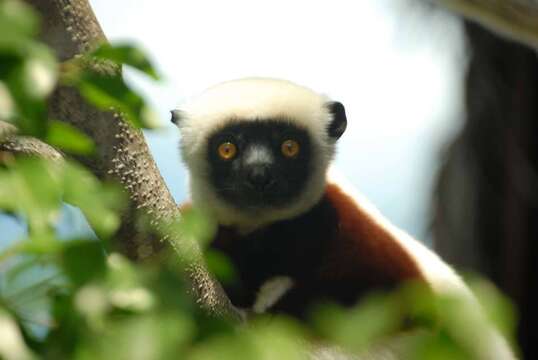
324 169 471 296
321 182 424 282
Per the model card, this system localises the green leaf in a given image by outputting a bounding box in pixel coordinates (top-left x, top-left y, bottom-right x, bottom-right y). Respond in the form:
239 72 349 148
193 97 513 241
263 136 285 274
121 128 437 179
92 43 160 80
187 334 258 360
1 256 41 286
0 158 123 241
0 0 39 47
189 318 306 360
0 158 62 234
46 120 95 155
15 44 57 100
467 276 518 347
62 240 106 287
1 55 46 136
15 233 63 256
48 292 85 356
76 70 157 129
0 80 15 120
0 0 57 137
312 293 402 353
105 253 140 288
0 307 37 360
76 313 194 360
205 250 237 285
60 43 161 129
413 331 470 360
173 207 217 248
1 43 58 137
249 317 307 360
62 161 125 238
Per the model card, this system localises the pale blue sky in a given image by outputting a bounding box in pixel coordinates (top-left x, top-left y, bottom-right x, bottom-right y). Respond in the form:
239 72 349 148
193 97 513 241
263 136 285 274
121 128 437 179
0 0 465 247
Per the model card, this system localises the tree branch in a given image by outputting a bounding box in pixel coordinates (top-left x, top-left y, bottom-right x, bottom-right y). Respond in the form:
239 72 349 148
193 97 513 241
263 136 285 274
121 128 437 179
23 0 240 320
0 136 64 162
434 0 538 48
1 121 63 162
0 121 17 142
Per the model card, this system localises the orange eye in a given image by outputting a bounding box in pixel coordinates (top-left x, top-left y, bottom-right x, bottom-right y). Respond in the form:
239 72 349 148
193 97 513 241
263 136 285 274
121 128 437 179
281 140 300 158
218 142 237 160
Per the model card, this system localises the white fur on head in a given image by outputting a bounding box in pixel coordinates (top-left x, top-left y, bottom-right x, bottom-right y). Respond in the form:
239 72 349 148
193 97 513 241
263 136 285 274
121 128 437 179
175 77 338 233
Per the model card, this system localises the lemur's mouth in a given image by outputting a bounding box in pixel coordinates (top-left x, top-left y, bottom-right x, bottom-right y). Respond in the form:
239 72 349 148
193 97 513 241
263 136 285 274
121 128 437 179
244 181 276 194
241 190 277 207
218 183 291 212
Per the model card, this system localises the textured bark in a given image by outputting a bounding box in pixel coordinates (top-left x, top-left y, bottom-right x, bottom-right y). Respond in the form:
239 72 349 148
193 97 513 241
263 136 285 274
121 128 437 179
434 0 538 48
0 121 17 141
0 136 63 162
0 121 63 162
433 21 538 359
21 0 240 320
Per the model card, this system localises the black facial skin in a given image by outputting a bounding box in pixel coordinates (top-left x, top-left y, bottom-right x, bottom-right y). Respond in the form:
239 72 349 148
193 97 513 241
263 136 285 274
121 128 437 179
207 120 312 211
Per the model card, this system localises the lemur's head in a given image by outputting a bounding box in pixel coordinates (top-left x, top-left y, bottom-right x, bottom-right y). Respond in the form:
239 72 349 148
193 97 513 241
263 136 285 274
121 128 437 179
172 78 346 232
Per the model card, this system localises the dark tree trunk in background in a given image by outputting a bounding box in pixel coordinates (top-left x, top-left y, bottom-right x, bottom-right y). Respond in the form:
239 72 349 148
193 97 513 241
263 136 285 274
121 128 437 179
433 21 538 359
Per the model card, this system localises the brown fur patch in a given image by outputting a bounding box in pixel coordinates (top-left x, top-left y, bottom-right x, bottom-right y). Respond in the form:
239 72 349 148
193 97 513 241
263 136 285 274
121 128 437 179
324 184 424 282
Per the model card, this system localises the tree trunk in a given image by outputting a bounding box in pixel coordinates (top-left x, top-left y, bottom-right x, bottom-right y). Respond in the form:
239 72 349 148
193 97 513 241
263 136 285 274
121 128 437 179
433 20 538 358
21 0 241 321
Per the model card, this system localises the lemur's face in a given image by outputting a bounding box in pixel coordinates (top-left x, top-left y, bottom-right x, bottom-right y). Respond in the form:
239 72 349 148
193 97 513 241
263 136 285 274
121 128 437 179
174 78 348 228
206 120 312 210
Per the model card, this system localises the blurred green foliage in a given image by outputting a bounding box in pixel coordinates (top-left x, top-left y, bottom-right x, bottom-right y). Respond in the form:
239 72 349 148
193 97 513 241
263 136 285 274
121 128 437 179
0 0 518 359
0 0 159 140
0 0 55 136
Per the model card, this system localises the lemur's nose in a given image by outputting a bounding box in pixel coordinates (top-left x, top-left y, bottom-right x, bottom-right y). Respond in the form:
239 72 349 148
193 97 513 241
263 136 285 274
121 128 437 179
246 165 273 191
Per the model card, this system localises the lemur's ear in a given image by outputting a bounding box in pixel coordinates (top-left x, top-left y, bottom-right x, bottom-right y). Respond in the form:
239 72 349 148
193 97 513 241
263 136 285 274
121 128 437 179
327 101 347 140
170 110 183 126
